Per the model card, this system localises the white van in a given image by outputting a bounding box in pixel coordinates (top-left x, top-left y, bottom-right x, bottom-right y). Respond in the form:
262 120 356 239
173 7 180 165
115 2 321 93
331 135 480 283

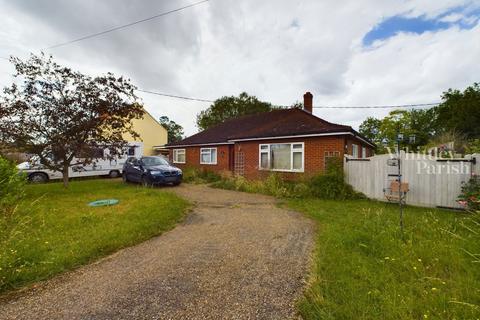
17 142 143 183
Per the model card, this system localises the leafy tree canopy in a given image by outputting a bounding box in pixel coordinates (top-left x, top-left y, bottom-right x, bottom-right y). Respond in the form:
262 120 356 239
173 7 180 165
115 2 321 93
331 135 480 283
0 53 144 187
360 83 480 154
435 83 480 139
159 116 184 143
196 92 278 131
359 109 437 153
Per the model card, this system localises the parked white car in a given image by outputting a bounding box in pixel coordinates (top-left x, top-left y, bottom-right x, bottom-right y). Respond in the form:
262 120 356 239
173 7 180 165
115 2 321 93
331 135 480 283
17 142 143 183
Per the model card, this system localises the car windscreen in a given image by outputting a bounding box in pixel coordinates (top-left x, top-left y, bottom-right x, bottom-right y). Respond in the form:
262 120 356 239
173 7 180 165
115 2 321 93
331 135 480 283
142 157 169 166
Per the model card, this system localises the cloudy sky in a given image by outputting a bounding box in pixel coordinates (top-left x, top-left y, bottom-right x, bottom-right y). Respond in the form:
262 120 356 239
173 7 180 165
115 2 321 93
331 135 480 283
0 0 479 136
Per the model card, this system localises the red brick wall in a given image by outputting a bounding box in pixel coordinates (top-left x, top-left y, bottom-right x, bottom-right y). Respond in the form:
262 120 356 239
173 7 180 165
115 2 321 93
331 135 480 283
169 145 231 172
235 136 346 180
345 137 374 158
169 136 374 180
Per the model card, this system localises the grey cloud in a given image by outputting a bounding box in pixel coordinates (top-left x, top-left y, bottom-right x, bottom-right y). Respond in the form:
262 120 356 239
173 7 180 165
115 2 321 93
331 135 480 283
0 0 478 136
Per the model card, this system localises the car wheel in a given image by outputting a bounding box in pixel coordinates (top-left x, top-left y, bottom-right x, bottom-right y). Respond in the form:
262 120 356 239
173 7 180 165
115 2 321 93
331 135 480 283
122 173 128 183
109 170 120 178
172 181 181 186
29 172 48 184
141 176 151 187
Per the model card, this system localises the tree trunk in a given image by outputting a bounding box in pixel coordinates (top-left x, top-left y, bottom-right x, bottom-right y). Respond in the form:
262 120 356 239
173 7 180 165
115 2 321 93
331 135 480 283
62 165 69 188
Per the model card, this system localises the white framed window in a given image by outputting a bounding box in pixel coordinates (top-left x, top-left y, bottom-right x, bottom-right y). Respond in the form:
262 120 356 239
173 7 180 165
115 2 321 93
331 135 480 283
352 144 359 158
200 148 217 165
362 146 367 158
173 149 186 164
258 142 304 172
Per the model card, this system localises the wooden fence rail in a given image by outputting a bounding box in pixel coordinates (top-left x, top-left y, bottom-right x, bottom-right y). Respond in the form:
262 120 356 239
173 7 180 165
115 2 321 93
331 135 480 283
344 152 479 209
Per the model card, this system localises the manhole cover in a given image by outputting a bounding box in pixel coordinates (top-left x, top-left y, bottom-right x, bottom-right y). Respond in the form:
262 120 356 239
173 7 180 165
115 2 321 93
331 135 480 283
88 199 119 207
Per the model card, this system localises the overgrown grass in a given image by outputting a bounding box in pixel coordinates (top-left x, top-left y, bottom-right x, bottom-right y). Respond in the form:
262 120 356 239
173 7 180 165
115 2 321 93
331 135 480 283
211 172 364 200
0 179 189 294
288 199 480 319
204 158 364 200
211 173 296 197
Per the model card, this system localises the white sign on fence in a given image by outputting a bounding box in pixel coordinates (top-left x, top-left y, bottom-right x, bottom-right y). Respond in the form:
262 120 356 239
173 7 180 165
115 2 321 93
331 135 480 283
344 152 479 209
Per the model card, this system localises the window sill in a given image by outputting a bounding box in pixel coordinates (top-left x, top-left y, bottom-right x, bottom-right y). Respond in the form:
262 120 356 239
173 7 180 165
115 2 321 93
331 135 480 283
259 168 304 173
200 162 217 165
173 161 186 164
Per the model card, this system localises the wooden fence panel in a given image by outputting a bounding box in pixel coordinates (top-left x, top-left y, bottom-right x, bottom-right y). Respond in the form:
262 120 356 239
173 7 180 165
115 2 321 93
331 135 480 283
345 152 478 209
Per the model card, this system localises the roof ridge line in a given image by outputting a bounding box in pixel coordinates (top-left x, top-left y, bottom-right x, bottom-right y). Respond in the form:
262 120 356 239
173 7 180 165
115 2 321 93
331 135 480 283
298 108 352 129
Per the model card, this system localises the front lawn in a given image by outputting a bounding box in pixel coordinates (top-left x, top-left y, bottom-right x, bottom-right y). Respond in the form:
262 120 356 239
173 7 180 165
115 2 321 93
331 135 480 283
288 199 480 319
0 179 189 294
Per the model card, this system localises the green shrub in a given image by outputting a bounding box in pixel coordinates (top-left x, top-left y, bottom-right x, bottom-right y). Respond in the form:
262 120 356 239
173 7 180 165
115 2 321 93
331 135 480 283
465 139 480 154
263 173 290 197
233 175 249 192
292 182 310 198
458 175 480 213
308 158 363 200
0 156 26 217
211 178 236 190
182 167 222 184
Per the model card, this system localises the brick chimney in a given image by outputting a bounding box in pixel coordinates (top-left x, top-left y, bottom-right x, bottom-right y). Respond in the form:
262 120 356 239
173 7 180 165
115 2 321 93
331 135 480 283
303 92 313 113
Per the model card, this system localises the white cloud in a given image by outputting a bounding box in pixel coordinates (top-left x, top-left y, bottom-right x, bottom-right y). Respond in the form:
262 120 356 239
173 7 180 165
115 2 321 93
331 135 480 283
0 0 478 136
327 23 480 127
440 12 465 22
401 0 469 18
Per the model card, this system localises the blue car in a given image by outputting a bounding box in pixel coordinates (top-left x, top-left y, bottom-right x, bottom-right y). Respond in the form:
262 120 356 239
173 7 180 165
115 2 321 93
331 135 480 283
122 156 182 186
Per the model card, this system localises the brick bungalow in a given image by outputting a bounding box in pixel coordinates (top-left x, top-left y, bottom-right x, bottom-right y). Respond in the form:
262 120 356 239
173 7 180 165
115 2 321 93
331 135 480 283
165 92 375 180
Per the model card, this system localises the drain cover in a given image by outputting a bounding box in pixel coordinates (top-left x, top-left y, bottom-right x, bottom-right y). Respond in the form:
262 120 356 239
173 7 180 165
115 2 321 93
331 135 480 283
88 199 119 207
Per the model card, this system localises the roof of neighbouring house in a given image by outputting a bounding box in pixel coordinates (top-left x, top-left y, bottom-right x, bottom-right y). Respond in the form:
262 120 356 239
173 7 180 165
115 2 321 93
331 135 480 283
166 108 375 147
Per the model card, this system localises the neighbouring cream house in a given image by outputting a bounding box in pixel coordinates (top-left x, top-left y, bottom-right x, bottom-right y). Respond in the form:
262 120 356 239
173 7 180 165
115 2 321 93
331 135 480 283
122 109 168 156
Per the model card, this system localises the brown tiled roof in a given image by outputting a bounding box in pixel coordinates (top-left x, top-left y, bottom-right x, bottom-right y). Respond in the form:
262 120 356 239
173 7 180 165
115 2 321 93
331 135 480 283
167 108 374 147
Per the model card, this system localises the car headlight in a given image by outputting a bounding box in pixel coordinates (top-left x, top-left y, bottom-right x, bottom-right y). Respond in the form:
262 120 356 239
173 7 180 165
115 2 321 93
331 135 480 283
149 170 162 175
177 170 182 175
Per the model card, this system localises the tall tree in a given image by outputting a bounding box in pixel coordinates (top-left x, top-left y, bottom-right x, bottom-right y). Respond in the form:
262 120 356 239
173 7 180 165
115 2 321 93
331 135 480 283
196 92 277 131
159 116 184 143
359 109 437 153
435 83 480 139
359 117 382 144
0 53 144 187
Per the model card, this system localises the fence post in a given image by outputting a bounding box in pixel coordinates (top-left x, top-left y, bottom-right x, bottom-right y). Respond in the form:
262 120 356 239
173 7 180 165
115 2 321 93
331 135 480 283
472 154 480 175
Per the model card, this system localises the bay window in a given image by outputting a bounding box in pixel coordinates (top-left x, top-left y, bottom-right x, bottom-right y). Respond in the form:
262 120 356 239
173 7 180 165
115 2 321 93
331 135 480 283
173 149 186 164
259 142 304 172
200 148 217 165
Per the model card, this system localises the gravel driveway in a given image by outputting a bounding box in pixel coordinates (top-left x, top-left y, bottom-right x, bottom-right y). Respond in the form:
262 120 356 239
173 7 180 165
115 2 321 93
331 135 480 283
0 184 315 320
